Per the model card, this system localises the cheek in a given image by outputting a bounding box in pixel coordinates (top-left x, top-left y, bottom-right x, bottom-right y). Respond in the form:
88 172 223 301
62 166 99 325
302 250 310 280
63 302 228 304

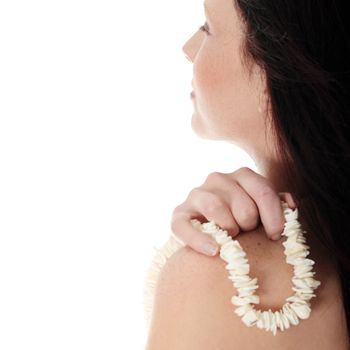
194 46 247 119
194 47 236 101
193 45 265 141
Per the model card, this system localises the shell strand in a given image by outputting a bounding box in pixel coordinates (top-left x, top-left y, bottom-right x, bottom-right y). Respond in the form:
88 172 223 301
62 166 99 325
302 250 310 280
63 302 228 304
142 200 321 336
191 200 321 336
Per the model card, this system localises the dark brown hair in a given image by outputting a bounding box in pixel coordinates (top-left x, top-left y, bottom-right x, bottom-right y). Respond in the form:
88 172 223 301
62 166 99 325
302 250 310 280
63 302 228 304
234 0 350 335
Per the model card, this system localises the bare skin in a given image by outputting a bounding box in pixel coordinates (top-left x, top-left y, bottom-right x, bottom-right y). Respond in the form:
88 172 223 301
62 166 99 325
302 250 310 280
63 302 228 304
173 0 301 256
146 225 349 349
171 168 297 256
146 0 350 348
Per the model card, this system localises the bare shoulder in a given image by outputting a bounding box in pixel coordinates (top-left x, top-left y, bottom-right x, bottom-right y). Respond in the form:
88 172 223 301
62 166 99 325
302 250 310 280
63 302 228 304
146 227 349 350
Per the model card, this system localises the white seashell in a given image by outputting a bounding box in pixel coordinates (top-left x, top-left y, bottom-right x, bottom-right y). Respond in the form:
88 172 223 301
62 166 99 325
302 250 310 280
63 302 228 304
271 321 277 336
236 279 259 289
283 222 301 233
287 250 310 260
202 220 220 233
190 219 202 229
232 277 258 289
228 273 251 281
220 244 243 262
292 286 314 294
269 309 276 332
292 277 313 289
238 288 257 297
295 271 316 279
291 257 316 266
285 250 310 261
283 303 300 325
231 264 250 275
296 292 316 301
242 309 259 327
262 310 271 331
225 259 248 270
234 303 253 317
285 209 299 221
294 264 313 274
237 282 259 290
221 239 243 251
225 258 249 269
220 240 236 250
235 284 259 291
256 311 265 329
282 241 310 253
231 294 260 305
283 220 300 228
274 310 284 331
220 249 237 262
223 250 247 260
305 277 321 288
280 311 291 329
290 303 311 319
237 283 259 292
214 232 232 245
286 295 309 304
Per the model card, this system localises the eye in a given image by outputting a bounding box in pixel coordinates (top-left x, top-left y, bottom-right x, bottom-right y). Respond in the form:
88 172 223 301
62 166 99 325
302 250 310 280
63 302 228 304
198 22 211 35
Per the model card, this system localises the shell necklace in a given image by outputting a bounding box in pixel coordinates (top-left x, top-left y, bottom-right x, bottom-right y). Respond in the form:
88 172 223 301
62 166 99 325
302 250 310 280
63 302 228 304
190 200 321 336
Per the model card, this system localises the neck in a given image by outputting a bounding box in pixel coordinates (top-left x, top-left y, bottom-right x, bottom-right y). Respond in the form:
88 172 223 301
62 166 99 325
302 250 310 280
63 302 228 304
248 142 293 194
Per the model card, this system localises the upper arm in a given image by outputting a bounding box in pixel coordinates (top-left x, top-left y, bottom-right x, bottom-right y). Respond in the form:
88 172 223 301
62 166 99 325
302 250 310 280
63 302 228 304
145 245 248 350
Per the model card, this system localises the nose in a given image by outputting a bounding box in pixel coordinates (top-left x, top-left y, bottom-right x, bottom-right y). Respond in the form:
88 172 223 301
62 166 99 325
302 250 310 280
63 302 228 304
182 30 204 63
182 32 199 63
183 51 191 62
182 41 192 63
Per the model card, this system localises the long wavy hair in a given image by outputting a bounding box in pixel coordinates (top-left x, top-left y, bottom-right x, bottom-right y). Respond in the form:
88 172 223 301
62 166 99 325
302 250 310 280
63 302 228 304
234 0 350 335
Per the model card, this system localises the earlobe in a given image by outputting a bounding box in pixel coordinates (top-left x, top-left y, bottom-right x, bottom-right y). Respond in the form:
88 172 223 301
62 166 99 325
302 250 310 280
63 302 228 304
256 68 270 115
260 83 273 117
258 91 270 115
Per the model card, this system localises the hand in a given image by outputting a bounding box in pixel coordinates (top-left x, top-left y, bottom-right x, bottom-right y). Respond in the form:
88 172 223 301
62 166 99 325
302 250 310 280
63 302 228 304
170 167 297 257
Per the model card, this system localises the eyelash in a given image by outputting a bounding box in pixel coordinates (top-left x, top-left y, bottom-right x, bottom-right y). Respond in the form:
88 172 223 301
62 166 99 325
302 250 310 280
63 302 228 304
199 22 210 35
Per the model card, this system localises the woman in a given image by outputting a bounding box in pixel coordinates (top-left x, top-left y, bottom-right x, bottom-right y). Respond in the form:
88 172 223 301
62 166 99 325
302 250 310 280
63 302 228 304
145 0 350 348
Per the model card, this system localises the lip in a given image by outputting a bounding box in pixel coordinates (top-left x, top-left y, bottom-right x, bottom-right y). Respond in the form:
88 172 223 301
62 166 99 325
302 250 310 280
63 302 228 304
190 91 195 99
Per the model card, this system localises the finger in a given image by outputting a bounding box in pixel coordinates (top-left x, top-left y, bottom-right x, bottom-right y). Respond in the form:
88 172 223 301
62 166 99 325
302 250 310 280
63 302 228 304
227 183 260 234
233 167 286 240
197 175 259 236
187 188 240 237
279 192 298 209
171 210 220 257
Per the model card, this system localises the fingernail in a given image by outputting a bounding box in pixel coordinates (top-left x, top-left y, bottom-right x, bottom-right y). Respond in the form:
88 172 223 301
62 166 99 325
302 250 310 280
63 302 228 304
271 234 280 241
203 241 219 256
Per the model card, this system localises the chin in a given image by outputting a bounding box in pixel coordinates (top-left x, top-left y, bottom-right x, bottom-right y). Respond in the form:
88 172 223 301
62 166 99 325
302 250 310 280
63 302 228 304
191 112 219 140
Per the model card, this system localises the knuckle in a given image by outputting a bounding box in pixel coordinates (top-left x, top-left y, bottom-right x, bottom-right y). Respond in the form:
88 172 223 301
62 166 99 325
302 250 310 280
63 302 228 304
204 196 225 215
236 166 252 175
188 186 202 196
239 205 257 224
186 187 202 201
257 185 274 198
206 171 223 183
172 203 185 215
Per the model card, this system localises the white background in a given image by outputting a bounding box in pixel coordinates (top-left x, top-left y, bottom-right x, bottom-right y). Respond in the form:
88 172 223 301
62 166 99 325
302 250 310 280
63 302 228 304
0 0 256 348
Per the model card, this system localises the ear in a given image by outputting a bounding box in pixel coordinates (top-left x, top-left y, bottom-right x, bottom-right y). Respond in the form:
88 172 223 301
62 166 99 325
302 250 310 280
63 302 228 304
257 69 271 116
258 91 272 116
